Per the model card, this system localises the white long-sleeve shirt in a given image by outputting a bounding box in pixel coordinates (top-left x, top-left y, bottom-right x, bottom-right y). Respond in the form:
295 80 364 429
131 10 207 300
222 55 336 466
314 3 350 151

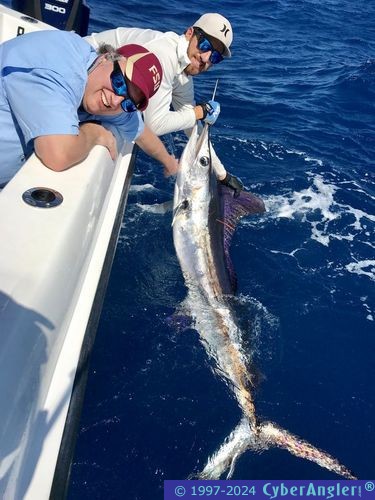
85 27 227 178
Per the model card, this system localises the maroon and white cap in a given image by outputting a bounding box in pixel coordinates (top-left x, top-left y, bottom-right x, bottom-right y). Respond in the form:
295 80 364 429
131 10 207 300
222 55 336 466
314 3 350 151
117 44 163 111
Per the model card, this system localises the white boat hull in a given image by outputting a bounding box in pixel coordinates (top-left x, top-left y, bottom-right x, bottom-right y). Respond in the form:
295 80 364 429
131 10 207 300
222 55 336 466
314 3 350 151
0 5 136 498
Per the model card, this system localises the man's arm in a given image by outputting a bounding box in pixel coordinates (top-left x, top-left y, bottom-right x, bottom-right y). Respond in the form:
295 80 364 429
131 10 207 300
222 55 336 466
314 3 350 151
135 125 178 176
211 144 243 194
142 62 196 135
34 122 117 171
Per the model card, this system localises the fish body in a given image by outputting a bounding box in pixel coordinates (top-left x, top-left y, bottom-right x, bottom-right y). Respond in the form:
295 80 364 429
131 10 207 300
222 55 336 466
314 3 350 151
173 124 263 424
172 124 355 479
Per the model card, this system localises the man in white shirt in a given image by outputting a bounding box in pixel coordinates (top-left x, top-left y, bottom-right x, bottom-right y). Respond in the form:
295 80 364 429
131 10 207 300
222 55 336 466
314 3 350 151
86 12 243 195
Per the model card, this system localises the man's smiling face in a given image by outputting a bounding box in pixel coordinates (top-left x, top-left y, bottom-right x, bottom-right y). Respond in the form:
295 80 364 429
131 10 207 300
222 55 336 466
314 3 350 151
82 56 143 115
184 27 224 76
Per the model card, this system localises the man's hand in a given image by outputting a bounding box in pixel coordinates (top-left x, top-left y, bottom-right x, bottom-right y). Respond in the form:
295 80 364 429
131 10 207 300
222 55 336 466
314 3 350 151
220 172 244 197
136 125 179 176
198 100 221 126
80 122 118 161
163 155 179 177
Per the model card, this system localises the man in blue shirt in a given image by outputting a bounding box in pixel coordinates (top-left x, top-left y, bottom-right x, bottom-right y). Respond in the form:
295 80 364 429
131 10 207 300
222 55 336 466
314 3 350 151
0 29 178 186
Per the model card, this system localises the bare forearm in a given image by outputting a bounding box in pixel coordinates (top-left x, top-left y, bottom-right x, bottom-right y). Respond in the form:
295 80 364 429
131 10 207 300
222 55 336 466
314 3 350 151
135 125 178 176
34 123 117 171
35 136 93 171
136 126 170 163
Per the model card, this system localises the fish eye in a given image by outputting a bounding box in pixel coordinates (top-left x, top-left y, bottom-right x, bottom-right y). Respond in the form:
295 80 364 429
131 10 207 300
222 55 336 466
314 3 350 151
199 156 209 167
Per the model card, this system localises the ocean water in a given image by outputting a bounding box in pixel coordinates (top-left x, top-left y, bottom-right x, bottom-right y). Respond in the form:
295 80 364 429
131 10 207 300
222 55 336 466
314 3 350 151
69 1 375 498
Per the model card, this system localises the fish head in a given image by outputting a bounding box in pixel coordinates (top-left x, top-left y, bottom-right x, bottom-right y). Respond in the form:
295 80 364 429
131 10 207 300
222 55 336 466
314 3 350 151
173 124 213 224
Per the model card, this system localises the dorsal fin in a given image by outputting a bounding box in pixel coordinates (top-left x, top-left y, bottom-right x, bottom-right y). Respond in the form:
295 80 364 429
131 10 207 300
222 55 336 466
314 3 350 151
219 184 265 292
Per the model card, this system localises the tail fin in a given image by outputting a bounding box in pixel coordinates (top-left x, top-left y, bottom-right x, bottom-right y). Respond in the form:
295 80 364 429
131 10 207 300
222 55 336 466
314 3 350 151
258 421 356 479
197 418 254 480
197 418 356 480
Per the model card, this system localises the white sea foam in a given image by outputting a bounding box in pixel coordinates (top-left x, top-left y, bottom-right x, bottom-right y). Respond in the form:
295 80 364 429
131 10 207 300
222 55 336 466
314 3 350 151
263 173 374 249
360 296 374 321
135 200 173 214
245 172 374 287
235 294 280 361
285 148 323 166
346 260 375 281
266 175 338 226
129 183 157 193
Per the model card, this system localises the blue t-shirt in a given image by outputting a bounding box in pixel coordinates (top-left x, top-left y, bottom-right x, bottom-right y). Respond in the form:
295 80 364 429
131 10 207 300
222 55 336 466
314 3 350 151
0 30 144 185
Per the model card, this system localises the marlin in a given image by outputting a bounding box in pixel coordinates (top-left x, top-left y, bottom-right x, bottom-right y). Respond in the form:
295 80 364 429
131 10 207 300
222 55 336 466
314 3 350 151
172 122 356 479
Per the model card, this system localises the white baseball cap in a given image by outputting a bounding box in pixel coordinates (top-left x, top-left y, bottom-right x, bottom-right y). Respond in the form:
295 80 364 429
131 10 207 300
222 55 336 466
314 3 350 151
193 13 233 57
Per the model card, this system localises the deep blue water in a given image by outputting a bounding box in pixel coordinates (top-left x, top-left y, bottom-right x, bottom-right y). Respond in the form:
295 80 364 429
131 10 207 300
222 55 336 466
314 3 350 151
69 1 374 498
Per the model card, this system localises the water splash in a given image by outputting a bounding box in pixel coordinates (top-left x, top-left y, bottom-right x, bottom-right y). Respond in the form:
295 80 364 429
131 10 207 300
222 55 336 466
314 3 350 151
255 173 375 281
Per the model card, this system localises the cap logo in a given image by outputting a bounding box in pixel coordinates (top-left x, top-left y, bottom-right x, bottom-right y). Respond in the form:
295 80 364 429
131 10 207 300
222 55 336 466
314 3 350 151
220 24 230 37
149 64 161 92
124 52 150 80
